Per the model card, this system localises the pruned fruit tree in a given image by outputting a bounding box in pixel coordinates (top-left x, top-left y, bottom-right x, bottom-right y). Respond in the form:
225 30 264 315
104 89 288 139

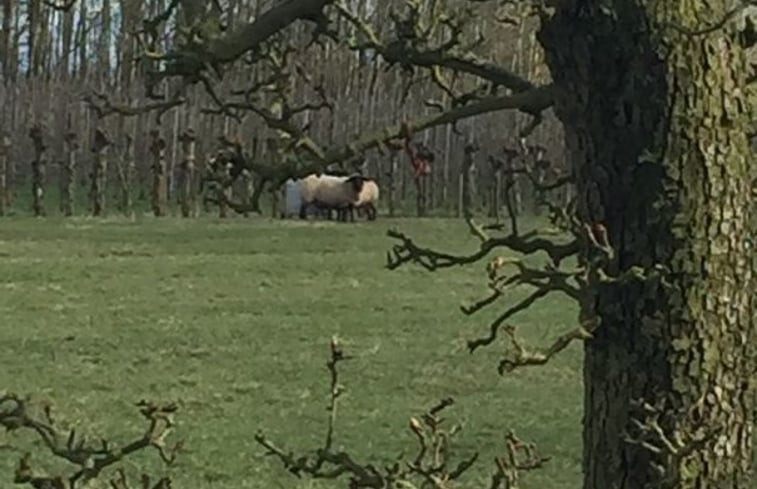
2 0 755 488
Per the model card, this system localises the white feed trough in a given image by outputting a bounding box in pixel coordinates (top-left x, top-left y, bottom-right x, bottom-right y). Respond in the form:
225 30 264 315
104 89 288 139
284 179 302 218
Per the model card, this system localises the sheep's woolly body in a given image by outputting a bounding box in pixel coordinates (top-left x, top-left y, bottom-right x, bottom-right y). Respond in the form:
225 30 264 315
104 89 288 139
299 174 359 207
355 179 379 208
353 179 379 220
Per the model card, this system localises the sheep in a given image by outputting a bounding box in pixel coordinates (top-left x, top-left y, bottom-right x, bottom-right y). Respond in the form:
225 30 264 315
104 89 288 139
352 178 379 221
298 174 345 219
298 173 366 221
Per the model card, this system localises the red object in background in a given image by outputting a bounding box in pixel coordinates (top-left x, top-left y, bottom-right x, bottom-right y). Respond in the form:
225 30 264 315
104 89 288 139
411 155 432 178
399 121 433 179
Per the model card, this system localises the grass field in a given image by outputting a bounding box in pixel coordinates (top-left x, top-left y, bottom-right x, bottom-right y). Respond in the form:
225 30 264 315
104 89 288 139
0 216 582 488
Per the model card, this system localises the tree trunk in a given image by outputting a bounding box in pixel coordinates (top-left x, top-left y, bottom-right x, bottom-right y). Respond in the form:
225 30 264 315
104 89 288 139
248 177 265 215
27 0 40 78
219 176 231 218
76 0 88 79
59 1 74 78
270 185 280 219
98 0 112 87
488 161 501 220
149 129 168 217
60 124 77 216
460 144 477 219
539 2 756 488
0 0 13 81
240 170 254 218
90 129 110 216
116 134 135 215
178 129 196 218
502 152 520 223
387 152 397 217
168 107 180 200
0 133 8 216
28 124 46 217
442 123 451 209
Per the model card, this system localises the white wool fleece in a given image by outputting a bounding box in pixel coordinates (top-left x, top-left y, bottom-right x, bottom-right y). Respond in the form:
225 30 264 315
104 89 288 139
299 174 360 207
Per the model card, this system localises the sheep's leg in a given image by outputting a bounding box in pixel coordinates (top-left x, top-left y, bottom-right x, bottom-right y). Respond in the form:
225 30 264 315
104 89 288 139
368 203 377 221
299 202 309 219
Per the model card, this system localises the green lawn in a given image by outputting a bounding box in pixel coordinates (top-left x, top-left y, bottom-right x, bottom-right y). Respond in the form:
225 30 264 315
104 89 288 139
0 216 582 488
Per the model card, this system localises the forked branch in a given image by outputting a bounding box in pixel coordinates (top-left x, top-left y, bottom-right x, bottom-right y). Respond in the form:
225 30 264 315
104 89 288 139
256 338 549 488
0 394 181 489
386 225 579 271
623 396 723 489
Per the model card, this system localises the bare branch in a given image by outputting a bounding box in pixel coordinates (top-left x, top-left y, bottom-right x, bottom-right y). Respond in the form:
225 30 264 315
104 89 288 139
206 0 337 63
256 339 548 488
1 393 181 489
490 431 550 489
83 91 185 122
497 320 597 374
386 225 579 272
623 396 723 489
335 0 549 107
42 0 77 11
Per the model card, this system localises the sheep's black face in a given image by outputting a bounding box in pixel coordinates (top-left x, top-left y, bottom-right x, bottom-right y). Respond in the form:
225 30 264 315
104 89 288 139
346 176 365 195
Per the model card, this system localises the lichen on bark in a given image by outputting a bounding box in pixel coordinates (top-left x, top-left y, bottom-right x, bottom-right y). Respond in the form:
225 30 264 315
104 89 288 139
538 1 756 487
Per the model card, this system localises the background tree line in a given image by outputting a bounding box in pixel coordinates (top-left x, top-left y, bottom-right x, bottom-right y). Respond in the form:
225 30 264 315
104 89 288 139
0 0 567 219
0 1 755 489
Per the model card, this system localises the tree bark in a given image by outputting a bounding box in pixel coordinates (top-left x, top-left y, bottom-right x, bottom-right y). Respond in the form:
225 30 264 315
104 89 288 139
0 0 13 81
460 143 477 219
99 0 112 87
387 152 397 217
488 159 501 220
178 129 196 217
28 123 46 216
502 150 520 221
59 1 74 78
60 124 77 216
539 2 756 488
90 129 110 216
414 176 427 217
149 129 168 217
116 134 135 215
76 0 88 79
0 132 8 215
27 0 40 78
